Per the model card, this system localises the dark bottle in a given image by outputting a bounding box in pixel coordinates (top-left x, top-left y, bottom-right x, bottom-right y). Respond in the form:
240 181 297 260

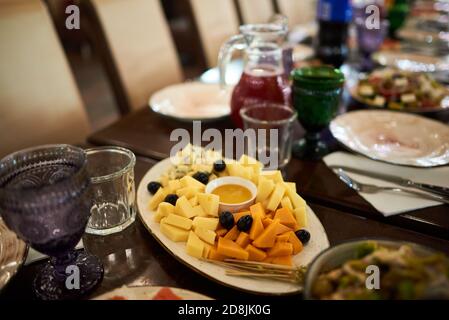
316 0 353 68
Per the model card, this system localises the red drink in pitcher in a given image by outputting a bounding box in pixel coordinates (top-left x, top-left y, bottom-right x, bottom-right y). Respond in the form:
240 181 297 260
218 23 291 127
231 65 291 128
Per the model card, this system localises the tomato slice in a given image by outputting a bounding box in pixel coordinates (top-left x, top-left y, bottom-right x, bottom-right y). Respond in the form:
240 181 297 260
378 86 399 100
421 99 438 108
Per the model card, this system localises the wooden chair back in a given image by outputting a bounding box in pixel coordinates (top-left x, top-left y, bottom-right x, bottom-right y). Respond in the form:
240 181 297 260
85 0 183 114
0 0 90 157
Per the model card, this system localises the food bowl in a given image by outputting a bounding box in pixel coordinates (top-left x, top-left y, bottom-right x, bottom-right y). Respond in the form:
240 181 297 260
303 239 449 300
205 177 257 213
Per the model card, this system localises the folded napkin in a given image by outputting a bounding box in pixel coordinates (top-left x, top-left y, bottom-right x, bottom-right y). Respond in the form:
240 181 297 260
25 241 84 265
323 152 449 217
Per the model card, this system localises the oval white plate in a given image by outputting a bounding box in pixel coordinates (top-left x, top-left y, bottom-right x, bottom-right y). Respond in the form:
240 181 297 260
137 158 330 295
149 82 232 121
372 50 449 73
93 286 212 300
330 110 449 167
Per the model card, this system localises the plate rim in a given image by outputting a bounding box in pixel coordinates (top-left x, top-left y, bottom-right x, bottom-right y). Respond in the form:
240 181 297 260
93 285 213 300
330 109 449 168
148 81 233 122
0 218 29 292
136 158 330 296
372 51 449 72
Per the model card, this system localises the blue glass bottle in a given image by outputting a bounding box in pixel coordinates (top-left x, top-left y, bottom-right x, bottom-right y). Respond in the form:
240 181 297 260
316 0 353 67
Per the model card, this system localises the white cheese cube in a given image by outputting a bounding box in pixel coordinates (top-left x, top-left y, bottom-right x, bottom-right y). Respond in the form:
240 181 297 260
186 231 205 258
192 217 219 231
401 94 416 104
359 85 374 97
164 214 193 230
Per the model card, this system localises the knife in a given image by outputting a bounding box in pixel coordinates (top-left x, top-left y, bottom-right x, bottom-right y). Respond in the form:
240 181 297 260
331 166 449 198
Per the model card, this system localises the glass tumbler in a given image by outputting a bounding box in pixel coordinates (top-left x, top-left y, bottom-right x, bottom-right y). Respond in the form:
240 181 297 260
85 147 136 236
240 104 297 170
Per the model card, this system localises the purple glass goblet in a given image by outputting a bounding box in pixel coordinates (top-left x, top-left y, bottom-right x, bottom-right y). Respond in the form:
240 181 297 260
0 145 103 300
354 2 389 71
356 19 389 71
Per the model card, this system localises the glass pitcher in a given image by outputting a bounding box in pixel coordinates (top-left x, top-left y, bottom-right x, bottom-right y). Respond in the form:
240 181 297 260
219 23 292 128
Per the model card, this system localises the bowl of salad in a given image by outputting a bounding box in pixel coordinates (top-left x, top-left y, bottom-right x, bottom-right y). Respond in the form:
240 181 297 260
304 239 449 300
351 68 449 115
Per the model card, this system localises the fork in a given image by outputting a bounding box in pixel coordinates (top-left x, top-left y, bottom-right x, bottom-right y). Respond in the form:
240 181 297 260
337 169 449 205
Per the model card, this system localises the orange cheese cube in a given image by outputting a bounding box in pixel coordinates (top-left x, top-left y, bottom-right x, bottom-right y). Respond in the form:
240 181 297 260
245 244 267 262
263 256 275 264
253 219 280 249
208 247 226 261
276 223 292 235
267 242 293 257
276 233 290 242
224 225 240 241
249 203 266 220
216 229 228 237
287 231 304 255
274 207 297 229
262 218 273 228
249 216 264 240
235 232 251 248
272 255 293 266
234 211 251 224
217 237 249 260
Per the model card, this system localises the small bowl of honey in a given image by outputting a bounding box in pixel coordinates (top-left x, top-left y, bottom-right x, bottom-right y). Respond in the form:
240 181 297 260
205 177 257 213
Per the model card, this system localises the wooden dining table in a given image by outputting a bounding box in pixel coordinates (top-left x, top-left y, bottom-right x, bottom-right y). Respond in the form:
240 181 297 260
2 107 449 300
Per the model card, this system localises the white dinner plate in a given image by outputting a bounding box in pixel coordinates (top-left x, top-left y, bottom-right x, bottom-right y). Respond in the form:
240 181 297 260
136 158 330 295
93 286 212 300
372 51 449 73
330 110 449 167
149 82 233 121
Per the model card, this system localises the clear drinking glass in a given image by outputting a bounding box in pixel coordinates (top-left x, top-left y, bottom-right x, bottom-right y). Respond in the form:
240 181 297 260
85 147 136 236
240 104 297 169
0 145 103 300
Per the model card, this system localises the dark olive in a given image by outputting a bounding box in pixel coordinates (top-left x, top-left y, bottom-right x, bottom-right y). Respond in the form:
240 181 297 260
219 211 234 230
295 229 311 245
237 215 253 232
192 172 209 185
147 181 162 195
213 160 226 173
164 194 179 206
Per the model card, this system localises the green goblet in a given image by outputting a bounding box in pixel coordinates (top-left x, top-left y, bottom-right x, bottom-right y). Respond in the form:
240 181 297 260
292 66 345 160
387 0 410 39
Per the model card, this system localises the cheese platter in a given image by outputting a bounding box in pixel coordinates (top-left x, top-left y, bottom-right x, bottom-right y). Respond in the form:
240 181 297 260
136 145 329 295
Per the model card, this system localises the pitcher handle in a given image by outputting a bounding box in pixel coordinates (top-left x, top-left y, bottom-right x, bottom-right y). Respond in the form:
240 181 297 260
218 34 246 89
